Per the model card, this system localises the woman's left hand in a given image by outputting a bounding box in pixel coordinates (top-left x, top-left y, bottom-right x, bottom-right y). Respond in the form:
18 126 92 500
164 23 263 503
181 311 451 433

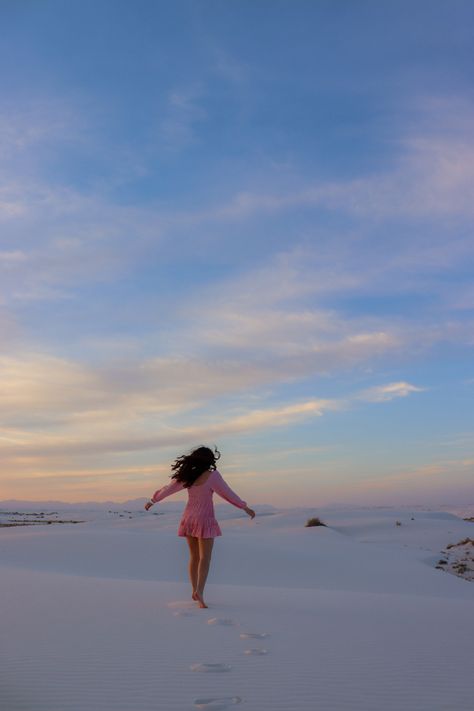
144 500 154 511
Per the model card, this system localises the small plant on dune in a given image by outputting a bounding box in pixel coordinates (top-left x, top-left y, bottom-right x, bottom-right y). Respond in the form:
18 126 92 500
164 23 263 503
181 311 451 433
395 521 402 526
305 517 326 528
446 537 474 549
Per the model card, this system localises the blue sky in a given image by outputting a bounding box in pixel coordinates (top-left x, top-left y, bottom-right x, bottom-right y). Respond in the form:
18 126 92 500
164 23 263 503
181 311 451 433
1 0 473 505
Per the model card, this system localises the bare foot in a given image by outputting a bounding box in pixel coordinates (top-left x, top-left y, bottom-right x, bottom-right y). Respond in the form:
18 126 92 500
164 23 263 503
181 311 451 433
195 591 208 609
192 591 199 601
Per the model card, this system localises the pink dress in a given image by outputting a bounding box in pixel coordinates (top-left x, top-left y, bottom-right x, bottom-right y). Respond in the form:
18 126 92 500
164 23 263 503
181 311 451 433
150 469 247 538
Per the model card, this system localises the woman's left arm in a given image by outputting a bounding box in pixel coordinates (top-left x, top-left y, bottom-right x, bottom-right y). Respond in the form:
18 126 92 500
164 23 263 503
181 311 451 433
211 470 247 509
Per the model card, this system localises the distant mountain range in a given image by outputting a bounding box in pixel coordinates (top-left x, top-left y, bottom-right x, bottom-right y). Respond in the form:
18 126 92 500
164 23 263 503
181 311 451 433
0 498 152 511
0 499 472 518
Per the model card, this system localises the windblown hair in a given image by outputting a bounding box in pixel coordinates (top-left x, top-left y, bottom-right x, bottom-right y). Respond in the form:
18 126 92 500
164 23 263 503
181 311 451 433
170 446 221 488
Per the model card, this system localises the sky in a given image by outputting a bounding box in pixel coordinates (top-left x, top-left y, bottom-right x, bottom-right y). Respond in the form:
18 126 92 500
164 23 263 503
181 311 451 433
0 0 473 507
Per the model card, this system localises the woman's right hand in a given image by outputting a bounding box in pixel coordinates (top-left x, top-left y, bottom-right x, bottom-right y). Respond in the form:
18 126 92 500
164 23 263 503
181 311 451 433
244 506 256 519
144 500 154 511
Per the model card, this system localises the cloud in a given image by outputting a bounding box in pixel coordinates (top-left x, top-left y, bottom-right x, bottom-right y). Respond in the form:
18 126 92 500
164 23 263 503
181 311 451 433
167 245 471 377
0 343 422 465
0 97 87 160
0 96 166 300
358 381 425 403
213 49 249 84
0 393 343 465
172 248 407 358
357 457 474 492
220 398 339 430
0 307 21 351
0 250 27 264
2 91 473 320
0 343 348 433
0 181 166 301
0 353 110 422
180 96 474 222
160 85 207 150
0 90 467 501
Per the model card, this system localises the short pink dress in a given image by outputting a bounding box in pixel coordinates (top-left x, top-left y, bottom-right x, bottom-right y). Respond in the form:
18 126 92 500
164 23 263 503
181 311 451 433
150 469 247 538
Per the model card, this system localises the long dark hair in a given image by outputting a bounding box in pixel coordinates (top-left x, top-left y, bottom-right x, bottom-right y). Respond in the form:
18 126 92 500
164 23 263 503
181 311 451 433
171 446 221 488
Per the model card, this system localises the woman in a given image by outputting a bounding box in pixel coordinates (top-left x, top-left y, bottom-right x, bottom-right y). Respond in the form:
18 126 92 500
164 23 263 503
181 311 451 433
145 446 255 608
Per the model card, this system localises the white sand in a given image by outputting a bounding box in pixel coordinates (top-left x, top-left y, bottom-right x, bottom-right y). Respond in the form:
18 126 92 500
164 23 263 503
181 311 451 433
1 504 473 710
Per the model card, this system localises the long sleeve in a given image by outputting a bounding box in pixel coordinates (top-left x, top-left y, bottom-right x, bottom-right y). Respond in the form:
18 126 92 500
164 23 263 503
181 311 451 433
151 478 185 503
211 470 247 509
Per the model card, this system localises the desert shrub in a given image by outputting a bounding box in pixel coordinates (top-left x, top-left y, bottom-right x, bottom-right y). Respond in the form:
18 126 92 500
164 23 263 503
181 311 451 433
305 517 326 528
446 537 474 549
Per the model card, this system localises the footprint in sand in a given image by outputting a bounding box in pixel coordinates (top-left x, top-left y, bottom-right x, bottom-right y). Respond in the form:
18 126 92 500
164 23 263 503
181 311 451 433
207 617 235 626
239 632 270 639
193 696 242 710
167 600 195 610
172 610 194 617
190 663 232 673
244 648 268 655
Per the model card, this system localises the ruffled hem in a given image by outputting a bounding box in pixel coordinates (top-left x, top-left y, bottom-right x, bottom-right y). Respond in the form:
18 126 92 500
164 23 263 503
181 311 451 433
178 516 222 539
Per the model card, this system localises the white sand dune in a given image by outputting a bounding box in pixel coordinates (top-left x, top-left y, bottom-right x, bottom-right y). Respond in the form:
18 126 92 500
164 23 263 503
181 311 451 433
1 505 473 710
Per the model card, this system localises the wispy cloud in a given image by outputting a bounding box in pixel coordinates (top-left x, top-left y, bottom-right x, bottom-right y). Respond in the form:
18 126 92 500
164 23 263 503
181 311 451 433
0 341 422 467
0 92 470 503
358 381 425 403
181 96 474 222
0 346 364 432
0 97 87 159
358 458 474 491
0 396 338 462
160 85 207 150
1 0 473 507
2 93 473 318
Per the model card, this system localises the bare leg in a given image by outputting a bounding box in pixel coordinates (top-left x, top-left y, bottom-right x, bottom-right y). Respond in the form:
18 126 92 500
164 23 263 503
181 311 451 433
196 538 214 608
186 536 199 599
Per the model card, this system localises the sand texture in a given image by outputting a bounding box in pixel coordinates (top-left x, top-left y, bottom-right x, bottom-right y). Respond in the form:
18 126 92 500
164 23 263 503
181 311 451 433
1 505 473 710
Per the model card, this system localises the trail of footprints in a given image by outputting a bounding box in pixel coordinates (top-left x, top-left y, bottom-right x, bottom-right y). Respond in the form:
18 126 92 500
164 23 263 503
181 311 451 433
168 605 271 709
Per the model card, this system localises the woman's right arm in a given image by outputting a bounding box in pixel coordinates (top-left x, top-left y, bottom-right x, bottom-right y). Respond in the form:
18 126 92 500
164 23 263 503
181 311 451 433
145 479 185 509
